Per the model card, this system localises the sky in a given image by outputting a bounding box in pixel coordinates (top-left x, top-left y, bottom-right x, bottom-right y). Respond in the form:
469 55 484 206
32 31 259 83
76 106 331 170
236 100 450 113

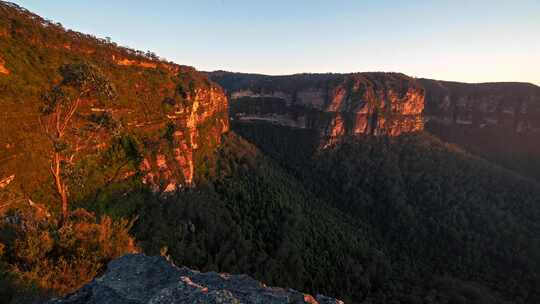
10 0 540 85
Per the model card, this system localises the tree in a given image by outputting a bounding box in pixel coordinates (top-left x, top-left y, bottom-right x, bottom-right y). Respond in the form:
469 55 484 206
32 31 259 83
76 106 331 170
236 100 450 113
39 63 116 221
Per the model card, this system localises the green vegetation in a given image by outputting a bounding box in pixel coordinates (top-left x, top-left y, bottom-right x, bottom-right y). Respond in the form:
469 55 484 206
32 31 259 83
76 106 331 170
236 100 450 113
3 120 540 303
0 2 218 208
0 3 224 302
40 62 117 220
130 134 390 303
0 207 136 303
234 122 540 303
419 78 540 182
427 121 540 182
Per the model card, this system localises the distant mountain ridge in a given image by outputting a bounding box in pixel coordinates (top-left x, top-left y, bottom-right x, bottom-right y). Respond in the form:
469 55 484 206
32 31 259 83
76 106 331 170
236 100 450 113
209 71 540 180
208 71 425 147
208 71 540 136
420 78 540 132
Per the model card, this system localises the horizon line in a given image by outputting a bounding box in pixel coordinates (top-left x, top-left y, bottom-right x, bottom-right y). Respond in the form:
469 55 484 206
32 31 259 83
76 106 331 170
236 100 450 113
6 0 539 87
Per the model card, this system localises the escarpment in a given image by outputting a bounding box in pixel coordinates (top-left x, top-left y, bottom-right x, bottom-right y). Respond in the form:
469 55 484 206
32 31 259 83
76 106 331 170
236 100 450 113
0 1 229 197
208 72 425 146
138 83 229 192
418 79 540 181
419 79 540 133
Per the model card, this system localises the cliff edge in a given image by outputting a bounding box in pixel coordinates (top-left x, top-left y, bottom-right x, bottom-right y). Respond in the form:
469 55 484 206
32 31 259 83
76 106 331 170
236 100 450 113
0 1 229 198
208 72 424 147
50 254 343 304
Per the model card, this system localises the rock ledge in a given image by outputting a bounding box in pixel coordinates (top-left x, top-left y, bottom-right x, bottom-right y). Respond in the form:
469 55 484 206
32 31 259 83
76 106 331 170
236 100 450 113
50 254 343 304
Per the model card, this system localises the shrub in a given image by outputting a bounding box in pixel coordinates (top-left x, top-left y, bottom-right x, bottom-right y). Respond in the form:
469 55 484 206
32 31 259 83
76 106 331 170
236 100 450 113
0 206 137 299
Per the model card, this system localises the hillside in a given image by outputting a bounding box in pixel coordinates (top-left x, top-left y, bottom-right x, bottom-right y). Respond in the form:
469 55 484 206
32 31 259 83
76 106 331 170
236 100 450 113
233 123 540 303
0 1 228 206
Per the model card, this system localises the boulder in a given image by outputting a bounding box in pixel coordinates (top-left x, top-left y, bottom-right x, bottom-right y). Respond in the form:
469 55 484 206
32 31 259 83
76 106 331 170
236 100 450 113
50 254 343 304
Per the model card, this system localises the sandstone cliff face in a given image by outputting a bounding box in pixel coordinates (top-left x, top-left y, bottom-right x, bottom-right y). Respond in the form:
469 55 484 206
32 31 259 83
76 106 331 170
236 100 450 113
0 2 229 197
0 57 9 74
419 79 540 133
50 254 343 304
209 72 424 146
140 85 229 191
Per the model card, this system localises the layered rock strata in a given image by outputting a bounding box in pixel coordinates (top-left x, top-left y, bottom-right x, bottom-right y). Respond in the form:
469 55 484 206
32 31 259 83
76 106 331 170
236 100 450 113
208 72 424 146
419 79 540 133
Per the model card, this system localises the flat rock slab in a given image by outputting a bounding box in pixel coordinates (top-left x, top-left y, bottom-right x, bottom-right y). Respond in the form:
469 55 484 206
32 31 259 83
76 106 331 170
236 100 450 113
50 254 343 304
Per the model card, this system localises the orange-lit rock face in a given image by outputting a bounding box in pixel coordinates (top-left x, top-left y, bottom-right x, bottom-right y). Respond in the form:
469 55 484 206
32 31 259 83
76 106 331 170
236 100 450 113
0 175 15 189
113 56 158 69
80 73 228 193
139 85 229 192
303 294 319 304
401 89 425 115
0 1 231 197
72 76 227 194
326 87 347 112
212 72 425 147
112 56 182 73
0 58 9 75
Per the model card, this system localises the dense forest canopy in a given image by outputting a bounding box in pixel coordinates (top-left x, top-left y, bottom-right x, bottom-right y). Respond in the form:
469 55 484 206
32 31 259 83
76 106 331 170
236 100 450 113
233 122 540 304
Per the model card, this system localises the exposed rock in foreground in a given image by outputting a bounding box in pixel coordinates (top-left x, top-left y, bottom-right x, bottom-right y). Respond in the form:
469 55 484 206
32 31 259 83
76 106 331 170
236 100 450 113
50 254 343 304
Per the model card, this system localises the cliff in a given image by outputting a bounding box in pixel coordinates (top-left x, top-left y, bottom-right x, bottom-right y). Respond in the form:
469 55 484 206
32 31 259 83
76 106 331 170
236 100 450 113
418 79 540 181
50 254 343 304
0 1 229 199
208 71 424 146
209 71 540 181
419 79 540 133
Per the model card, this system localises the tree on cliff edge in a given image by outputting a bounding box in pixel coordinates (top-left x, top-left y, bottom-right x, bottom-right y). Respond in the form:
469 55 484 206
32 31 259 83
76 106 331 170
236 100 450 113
39 63 116 221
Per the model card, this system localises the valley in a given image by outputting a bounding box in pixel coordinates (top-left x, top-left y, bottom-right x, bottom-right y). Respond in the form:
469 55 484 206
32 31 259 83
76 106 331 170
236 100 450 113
1 2 540 304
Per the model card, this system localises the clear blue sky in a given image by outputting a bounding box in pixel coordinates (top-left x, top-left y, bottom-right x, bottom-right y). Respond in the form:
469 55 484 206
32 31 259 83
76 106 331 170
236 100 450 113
11 0 540 85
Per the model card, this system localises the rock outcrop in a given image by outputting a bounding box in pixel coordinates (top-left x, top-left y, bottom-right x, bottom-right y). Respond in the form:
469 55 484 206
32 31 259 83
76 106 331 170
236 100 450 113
208 72 424 146
138 83 229 191
113 55 158 69
419 79 540 133
0 57 9 75
0 175 14 189
50 254 343 304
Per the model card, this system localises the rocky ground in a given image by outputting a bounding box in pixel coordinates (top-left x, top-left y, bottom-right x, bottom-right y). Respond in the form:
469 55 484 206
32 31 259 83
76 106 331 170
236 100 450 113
49 254 343 304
